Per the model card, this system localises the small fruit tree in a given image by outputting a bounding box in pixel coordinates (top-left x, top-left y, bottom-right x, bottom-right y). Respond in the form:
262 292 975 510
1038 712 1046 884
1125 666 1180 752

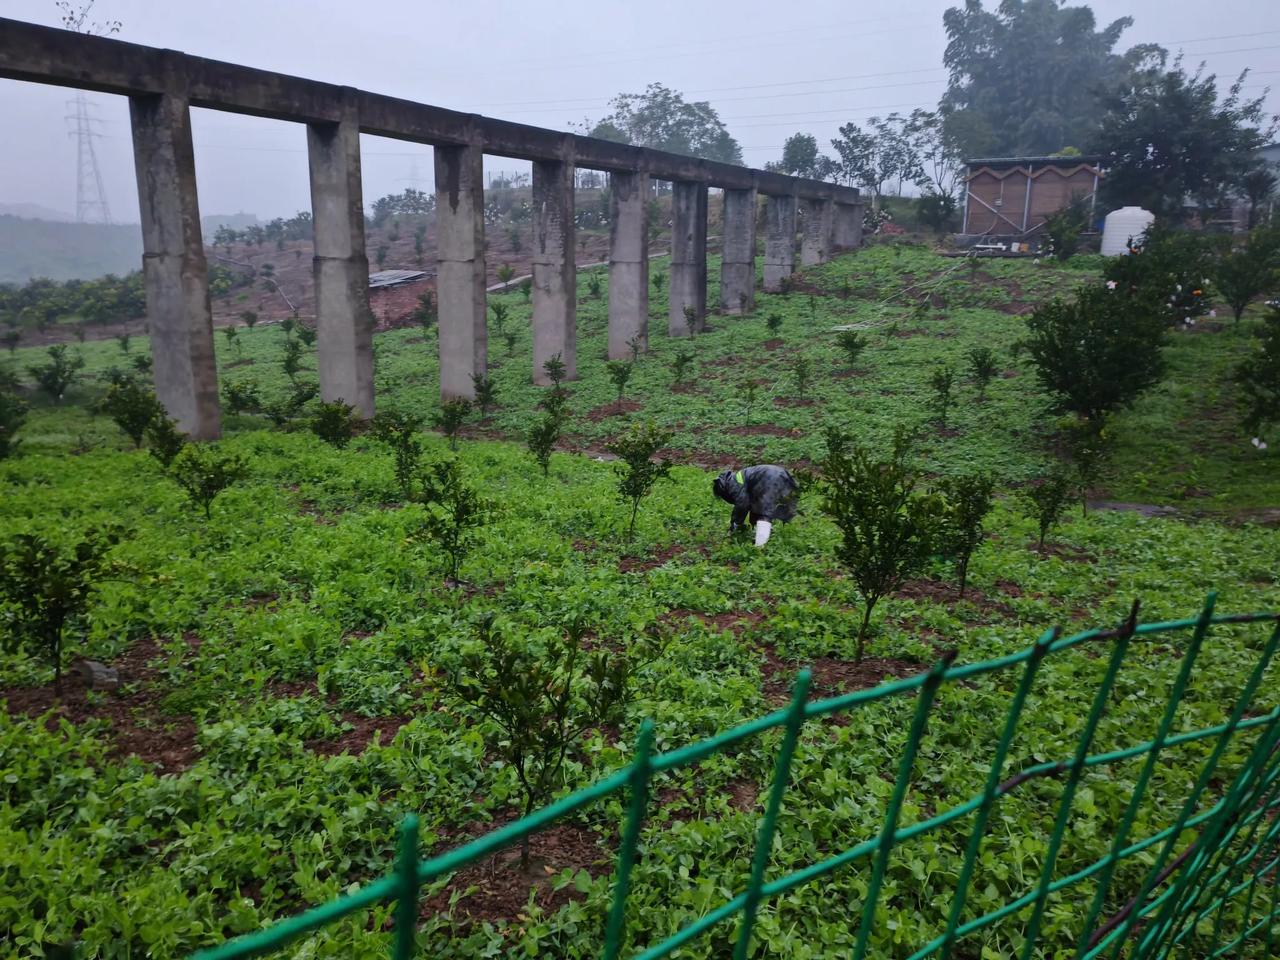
442 614 629 869
606 420 673 540
820 428 939 660
0 526 125 689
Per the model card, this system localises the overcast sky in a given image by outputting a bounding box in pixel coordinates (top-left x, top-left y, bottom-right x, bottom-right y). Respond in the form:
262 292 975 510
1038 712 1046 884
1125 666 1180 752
1 0 1277 224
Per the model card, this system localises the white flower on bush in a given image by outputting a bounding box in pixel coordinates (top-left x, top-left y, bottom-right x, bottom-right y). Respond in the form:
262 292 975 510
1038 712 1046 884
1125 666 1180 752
1209 309 1217 318
1106 280 1117 290
1252 437 1269 451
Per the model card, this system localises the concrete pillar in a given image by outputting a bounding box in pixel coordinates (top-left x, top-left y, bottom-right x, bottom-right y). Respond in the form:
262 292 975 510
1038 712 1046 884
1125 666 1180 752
763 194 798 293
608 170 649 359
129 92 220 440
531 158 576 384
307 111 375 418
719 188 757 315
833 201 865 252
669 180 708 336
800 197 835 266
433 143 487 400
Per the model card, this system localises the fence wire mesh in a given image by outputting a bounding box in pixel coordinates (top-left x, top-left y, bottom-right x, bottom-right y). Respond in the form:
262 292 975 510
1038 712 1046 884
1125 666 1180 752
191 595 1280 960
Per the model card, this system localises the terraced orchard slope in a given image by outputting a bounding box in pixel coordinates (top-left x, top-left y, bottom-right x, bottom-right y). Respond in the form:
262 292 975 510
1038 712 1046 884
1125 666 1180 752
1 243 1277 958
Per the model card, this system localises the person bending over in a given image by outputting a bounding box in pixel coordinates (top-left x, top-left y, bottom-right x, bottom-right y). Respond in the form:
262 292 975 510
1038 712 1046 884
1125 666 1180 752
712 464 799 547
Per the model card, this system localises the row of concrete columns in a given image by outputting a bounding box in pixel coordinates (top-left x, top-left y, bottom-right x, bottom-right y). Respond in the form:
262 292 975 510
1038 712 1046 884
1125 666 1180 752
127 93 860 440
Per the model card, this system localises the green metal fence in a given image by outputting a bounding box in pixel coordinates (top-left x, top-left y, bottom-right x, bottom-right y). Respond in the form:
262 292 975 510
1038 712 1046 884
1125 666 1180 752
191 595 1280 960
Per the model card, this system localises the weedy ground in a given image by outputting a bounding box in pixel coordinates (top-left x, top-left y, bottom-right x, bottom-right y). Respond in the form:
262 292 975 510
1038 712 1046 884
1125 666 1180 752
1 243 1277 958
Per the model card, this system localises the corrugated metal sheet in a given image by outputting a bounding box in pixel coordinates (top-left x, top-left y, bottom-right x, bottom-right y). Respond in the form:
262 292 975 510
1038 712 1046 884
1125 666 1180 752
368 269 427 289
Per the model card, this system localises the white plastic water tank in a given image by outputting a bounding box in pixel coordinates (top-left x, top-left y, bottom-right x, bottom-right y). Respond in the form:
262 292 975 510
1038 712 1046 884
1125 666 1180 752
1101 206 1155 256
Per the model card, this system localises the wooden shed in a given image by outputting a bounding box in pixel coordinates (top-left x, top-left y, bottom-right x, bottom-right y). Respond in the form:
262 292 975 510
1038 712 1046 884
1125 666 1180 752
960 156 1101 238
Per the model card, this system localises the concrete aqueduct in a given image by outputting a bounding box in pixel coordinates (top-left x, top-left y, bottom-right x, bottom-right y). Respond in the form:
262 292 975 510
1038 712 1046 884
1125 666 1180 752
0 18 863 439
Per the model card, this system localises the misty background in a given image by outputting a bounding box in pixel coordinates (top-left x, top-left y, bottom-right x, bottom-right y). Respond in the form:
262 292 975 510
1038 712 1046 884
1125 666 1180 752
1 0 1277 229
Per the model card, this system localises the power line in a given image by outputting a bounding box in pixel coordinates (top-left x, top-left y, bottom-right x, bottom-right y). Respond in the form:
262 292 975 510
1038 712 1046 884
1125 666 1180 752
65 93 113 225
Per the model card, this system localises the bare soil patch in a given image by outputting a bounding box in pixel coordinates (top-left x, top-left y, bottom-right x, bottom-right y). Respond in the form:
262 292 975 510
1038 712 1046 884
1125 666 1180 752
1 639 197 774
585 399 642 422
418 821 608 926
762 338 784 350
759 646 920 705
727 424 799 438
308 715 410 757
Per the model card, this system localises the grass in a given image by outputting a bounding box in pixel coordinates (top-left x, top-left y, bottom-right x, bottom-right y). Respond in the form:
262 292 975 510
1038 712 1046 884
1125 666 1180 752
1 243 1278 958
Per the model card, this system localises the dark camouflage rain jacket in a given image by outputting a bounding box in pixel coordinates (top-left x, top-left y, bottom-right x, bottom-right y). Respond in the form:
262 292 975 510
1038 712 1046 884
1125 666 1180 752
712 464 799 530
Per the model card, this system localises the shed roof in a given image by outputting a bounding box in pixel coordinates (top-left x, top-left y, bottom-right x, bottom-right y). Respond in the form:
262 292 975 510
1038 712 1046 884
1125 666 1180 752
964 155 1102 167
368 269 428 289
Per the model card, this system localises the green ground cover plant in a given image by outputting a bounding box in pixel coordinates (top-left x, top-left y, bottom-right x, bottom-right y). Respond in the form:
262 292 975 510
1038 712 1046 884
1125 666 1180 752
0 243 1277 958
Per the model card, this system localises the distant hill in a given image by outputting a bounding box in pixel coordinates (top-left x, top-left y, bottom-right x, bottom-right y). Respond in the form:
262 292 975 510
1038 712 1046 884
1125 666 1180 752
0 215 143 283
0 202 75 221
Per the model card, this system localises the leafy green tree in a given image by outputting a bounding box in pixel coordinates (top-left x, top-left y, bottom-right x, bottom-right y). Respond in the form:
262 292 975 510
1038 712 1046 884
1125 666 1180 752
221 380 262 416
1242 168 1277 229
1093 59 1274 220
1212 227 1280 324
145 416 186 470
1061 417 1113 516
652 273 666 295
101 376 163 448
442 614 629 868
27 345 85 402
793 356 811 401
766 313 783 337
412 458 493 582
371 411 424 500
519 278 532 301
820 428 940 660
471 374 498 417
1022 473 1074 549
239 310 258 330
1103 223 1215 324
930 364 956 428
503 329 518 357
489 301 510 336
768 133 837 179
310 401 360 448
941 0 1161 157
938 473 995 598
169 445 248 519
433 399 472 451
587 272 604 299
1042 194 1091 261
0 526 124 690
495 264 516 287
967 346 998 399
588 83 742 164
0 389 28 459
1237 309 1280 446
830 114 922 209
1023 283 1166 425
836 330 868 367
606 360 633 405
526 414 560 477
606 420 673 540
671 347 696 385
414 292 436 330
905 109 962 201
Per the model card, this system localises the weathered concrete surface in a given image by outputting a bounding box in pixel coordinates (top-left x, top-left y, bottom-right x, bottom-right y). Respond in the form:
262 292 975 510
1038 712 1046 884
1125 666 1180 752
307 110 375 418
608 171 649 359
129 91 221 439
832 201 865 252
531 158 576 384
720 188 757 315
434 143 487 400
669 180 708 337
763 194 798 293
800 197 834 266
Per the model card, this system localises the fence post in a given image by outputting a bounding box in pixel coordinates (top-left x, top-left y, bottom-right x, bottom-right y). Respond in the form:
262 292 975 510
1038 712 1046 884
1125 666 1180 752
392 814 420 960
603 720 656 960
941 630 1055 960
1019 602 1138 960
732 670 811 960
1108 613 1280 960
1074 596 1215 958
853 650 956 960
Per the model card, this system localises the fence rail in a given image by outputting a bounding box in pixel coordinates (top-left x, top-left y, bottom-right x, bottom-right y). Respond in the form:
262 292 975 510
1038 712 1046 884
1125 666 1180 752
191 595 1280 960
